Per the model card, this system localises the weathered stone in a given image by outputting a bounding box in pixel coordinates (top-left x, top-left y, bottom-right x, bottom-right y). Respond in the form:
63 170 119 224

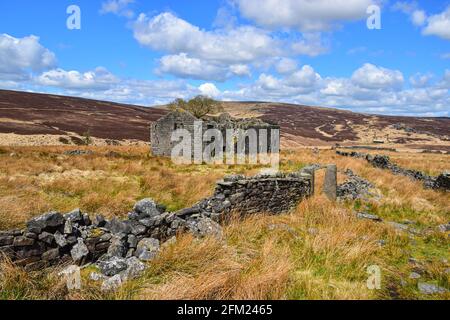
105 218 131 235
101 274 122 292
187 217 222 239
418 282 447 295
64 209 83 223
129 221 147 236
357 212 382 222
93 214 107 228
83 213 92 226
387 222 409 232
127 235 138 248
120 257 146 280
131 198 162 220
54 231 68 247
90 272 107 282
97 256 128 276
70 239 89 264
409 272 421 279
135 238 160 261
107 236 127 258
323 164 337 201
13 236 35 247
38 232 55 245
437 223 450 233
27 212 64 233
42 248 60 261
0 236 14 246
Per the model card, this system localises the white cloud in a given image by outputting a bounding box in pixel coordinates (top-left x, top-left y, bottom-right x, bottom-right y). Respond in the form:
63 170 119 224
275 58 298 74
132 12 333 81
409 73 433 88
133 12 281 64
0 34 56 80
394 3 450 40
158 54 227 81
100 0 135 18
441 52 450 59
199 83 221 97
291 33 329 57
411 10 427 26
422 6 450 40
229 64 251 77
286 65 322 90
351 63 404 89
36 67 119 90
235 0 375 32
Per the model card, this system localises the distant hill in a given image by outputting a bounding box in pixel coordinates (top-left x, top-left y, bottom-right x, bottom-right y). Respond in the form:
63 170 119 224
0 89 449 150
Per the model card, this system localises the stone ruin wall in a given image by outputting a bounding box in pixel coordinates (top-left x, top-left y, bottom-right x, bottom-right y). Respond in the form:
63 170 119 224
0 170 314 272
336 150 450 191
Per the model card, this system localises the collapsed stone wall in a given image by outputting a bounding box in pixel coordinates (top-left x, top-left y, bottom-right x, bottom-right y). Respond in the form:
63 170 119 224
0 171 314 277
336 150 449 191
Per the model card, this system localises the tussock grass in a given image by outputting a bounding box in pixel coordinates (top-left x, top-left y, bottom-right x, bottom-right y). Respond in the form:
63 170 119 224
0 146 448 300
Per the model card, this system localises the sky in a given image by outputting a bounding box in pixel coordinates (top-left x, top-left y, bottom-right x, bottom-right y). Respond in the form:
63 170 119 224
0 0 449 116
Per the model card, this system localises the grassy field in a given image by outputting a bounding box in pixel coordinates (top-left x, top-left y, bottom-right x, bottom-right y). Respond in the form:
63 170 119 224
0 146 448 300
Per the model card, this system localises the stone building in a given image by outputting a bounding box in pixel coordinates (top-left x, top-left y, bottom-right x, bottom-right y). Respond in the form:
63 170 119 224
150 110 280 158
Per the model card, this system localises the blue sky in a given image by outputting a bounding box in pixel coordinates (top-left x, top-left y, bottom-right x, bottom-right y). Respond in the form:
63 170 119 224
0 0 449 116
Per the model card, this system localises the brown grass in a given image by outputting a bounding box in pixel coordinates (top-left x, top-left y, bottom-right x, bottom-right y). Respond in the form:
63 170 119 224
0 146 448 300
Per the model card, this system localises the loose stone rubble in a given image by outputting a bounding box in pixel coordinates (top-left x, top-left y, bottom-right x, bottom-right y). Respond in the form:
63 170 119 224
336 151 450 191
337 169 377 200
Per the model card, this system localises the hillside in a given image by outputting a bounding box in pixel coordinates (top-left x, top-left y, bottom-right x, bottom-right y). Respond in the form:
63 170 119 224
0 90 449 151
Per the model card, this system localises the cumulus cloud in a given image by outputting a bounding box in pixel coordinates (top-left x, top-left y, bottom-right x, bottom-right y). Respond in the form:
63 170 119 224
0 34 56 80
100 0 135 18
351 63 404 89
235 0 375 32
199 83 221 97
409 73 433 88
394 3 450 40
275 58 298 74
132 12 329 80
36 67 119 90
133 12 280 64
422 6 450 40
291 33 329 57
218 64 448 116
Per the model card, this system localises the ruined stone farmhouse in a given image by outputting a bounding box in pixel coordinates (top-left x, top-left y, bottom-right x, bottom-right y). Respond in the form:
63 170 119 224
150 110 280 158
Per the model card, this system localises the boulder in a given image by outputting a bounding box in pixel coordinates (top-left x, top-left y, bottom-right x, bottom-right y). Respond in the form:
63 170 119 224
27 212 64 233
64 209 83 223
135 238 160 261
187 217 222 239
105 218 131 235
54 231 68 247
120 257 146 280
107 236 127 258
42 248 60 261
131 198 162 220
13 236 35 247
70 239 89 264
97 256 128 276
38 232 55 245
101 274 122 292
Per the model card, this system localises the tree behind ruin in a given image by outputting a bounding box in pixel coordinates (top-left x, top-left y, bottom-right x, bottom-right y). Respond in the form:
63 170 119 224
168 95 224 118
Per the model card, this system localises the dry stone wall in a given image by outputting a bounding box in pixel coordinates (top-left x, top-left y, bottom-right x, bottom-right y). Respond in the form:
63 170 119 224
336 150 450 191
0 170 314 275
